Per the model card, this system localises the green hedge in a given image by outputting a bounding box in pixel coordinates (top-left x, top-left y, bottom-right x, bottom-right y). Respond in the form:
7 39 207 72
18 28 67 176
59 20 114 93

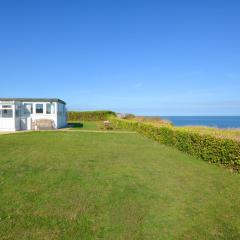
68 111 116 121
111 118 240 171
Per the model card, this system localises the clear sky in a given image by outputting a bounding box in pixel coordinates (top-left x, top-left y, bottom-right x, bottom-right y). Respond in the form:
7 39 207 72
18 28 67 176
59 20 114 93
0 0 240 115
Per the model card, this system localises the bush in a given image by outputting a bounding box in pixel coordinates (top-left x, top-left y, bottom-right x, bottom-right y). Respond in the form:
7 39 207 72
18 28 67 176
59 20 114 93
111 118 240 171
68 111 116 121
123 114 136 119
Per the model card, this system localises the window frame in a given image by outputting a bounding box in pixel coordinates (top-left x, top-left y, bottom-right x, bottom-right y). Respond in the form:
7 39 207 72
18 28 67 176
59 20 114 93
24 103 33 115
0 104 13 118
36 104 44 114
46 103 52 114
2 109 13 118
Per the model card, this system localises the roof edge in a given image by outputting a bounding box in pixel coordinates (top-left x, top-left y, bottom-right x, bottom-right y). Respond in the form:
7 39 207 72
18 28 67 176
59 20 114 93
0 98 66 105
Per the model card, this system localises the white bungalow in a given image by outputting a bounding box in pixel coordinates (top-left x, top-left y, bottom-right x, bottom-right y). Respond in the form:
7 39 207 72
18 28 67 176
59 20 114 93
0 98 67 132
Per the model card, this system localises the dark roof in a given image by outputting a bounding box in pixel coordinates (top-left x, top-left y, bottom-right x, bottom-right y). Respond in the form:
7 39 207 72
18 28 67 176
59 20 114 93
0 98 66 104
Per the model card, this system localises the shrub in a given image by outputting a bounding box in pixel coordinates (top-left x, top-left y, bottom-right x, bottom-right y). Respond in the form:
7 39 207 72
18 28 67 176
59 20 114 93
111 118 240 171
68 111 116 121
123 114 136 119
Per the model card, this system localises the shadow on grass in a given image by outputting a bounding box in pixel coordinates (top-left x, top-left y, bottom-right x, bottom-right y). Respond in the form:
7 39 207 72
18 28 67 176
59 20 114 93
68 122 83 128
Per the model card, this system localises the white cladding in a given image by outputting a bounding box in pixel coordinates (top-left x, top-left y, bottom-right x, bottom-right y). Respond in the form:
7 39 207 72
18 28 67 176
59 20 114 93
0 99 67 131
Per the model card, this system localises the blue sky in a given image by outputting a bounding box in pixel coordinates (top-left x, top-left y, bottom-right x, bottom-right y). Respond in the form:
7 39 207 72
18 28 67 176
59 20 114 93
0 0 240 115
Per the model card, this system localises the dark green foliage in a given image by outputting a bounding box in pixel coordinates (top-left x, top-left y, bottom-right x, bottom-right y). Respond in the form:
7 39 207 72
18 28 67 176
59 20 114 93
111 118 240 170
123 113 136 119
68 111 116 121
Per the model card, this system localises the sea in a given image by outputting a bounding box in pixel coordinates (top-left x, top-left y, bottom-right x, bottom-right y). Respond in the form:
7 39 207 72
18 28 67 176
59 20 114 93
153 116 240 129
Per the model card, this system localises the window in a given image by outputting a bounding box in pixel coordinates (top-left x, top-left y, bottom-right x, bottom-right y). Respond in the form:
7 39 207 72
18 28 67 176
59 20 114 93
2 109 13 118
0 105 13 118
46 103 51 114
52 104 55 114
58 104 65 116
36 104 43 114
46 103 55 114
15 106 20 117
24 103 33 115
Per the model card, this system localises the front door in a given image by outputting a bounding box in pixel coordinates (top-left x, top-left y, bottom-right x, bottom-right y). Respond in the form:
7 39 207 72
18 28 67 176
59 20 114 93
20 117 27 130
20 103 33 130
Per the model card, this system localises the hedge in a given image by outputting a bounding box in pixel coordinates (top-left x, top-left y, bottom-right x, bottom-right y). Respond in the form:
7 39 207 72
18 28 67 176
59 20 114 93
111 118 240 171
68 111 116 121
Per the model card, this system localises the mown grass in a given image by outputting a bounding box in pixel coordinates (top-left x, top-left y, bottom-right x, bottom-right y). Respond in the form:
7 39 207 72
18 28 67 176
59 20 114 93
0 131 240 239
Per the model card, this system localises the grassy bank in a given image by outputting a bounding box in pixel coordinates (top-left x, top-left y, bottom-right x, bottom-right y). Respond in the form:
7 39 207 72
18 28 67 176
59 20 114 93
0 131 240 239
179 126 240 142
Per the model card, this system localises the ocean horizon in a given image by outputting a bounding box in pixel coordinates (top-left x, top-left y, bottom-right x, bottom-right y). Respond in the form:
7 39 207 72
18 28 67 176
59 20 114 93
144 116 240 129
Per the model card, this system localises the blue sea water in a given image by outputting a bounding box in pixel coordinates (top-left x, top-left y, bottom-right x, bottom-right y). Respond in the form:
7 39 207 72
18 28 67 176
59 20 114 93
158 116 240 129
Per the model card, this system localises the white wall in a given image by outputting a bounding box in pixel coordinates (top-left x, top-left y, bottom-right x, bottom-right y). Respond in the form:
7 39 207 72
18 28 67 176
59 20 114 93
0 102 16 131
0 118 15 131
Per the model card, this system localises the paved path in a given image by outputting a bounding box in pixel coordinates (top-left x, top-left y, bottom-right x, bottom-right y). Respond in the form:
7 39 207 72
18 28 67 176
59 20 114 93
0 131 29 135
0 129 135 135
0 131 16 135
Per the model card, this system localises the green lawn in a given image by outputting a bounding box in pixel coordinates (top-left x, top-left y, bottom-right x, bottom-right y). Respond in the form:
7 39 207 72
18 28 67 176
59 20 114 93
0 131 240 239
